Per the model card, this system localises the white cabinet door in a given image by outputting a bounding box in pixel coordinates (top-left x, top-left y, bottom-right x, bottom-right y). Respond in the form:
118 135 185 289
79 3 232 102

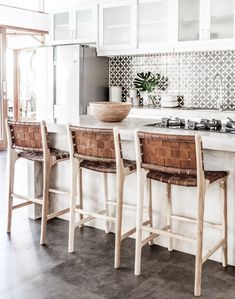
138 0 173 51
50 10 74 45
99 0 137 51
177 0 201 42
73 4 97 43
208 0 235 41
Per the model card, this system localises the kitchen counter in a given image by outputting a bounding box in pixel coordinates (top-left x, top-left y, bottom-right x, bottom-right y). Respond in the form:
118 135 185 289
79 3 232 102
27 115 235 266
48 115 235 152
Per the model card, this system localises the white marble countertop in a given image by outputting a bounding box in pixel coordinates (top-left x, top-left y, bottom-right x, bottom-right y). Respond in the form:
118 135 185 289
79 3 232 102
47 115 235 152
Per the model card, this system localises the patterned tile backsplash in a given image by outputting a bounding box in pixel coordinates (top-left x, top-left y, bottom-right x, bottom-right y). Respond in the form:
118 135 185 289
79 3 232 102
109 50 235 110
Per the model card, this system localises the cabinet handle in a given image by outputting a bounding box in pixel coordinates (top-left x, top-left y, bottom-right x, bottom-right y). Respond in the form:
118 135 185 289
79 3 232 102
207 29 210 40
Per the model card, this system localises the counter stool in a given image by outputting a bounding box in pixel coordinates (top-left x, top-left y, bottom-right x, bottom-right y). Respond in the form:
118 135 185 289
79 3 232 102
68 126 138 268
134 131 228 297
5 120 70 245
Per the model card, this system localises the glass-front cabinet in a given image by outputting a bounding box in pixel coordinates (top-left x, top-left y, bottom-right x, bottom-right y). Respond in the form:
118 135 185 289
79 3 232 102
98 0 137 51
178 0 200 42
138 0 173 50
175 0 235 48
50 5 97 45
51 10 72 44
209 0 234 40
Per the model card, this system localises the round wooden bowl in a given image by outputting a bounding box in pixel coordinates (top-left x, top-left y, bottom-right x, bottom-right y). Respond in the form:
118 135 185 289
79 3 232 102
90 102 131 122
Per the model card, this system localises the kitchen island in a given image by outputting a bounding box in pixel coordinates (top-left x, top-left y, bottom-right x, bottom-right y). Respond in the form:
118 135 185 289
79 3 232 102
27 115 235 266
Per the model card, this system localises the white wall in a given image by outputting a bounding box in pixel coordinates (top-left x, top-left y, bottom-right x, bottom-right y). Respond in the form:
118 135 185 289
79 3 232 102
44 0 98 12
0 0 43 11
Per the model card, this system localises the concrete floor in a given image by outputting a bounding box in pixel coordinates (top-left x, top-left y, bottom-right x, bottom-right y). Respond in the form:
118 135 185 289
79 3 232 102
1 151 235 299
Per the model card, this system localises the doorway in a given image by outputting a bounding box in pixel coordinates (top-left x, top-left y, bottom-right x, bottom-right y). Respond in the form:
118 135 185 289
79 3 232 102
0 27 46 150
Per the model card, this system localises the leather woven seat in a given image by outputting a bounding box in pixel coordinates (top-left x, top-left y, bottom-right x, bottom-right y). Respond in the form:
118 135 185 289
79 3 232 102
147 170 228 187
18 148 69 162
80 159 136 174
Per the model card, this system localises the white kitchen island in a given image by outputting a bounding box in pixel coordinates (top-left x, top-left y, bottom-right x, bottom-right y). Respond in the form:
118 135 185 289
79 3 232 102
26 115 235 266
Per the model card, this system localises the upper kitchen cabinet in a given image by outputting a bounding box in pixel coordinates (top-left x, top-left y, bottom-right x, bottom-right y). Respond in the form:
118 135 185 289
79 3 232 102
138 0 173 52
50 10 72 44
98 0 137 52
50 4 97 45
174 0 235 51
208 0 235 41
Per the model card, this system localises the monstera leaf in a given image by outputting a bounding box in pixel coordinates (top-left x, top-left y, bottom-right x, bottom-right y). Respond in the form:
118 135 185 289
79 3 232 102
134 72 169 93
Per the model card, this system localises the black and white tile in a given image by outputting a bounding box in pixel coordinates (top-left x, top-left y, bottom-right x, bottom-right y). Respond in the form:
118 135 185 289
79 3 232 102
109 50 235 110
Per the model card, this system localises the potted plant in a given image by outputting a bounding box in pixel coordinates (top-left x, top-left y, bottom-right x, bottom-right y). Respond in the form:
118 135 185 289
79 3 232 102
133 72 168 106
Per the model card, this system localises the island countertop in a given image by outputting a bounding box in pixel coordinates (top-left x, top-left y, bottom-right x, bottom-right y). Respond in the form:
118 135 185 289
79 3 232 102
47 115 235 152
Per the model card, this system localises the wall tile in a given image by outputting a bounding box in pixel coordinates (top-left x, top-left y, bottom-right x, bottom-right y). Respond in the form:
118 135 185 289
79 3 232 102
109 50 235 110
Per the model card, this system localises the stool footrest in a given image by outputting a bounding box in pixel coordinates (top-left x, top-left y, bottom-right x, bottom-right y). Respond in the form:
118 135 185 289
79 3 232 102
75 208 116 223
49 189 69 196
142 225 196 243
11 193 42 205
47 204 80 221
107 201 148 213
142 224 170 247
13 201 33 210
202 239 225 264
171 214 222 230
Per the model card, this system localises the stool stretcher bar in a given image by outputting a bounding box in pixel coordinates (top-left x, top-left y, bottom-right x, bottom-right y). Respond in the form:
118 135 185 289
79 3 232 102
170 214 222 231
142 225 196 244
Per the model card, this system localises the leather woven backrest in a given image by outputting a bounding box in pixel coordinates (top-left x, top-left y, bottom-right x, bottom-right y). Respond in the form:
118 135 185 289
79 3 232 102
138 132 202 175
70 126 120 162
8 121 45 152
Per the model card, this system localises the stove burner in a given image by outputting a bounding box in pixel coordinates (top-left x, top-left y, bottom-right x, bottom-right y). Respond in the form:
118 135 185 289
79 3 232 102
188 119 222 131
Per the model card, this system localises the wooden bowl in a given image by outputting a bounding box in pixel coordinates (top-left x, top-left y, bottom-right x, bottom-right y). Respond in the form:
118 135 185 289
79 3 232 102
90 102 131 122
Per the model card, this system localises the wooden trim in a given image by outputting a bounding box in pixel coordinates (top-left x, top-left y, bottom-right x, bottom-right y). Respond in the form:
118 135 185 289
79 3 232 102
13 49 19 121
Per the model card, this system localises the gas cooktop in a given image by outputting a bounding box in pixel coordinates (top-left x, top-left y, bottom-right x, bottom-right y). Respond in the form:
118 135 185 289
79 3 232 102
145 117 235 134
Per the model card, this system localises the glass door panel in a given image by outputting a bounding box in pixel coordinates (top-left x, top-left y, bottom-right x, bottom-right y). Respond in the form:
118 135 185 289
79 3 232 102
53 12 70 41
103 5 132 46
75 8 94 41
178 0 200 41
210 0 234 39
138 0 168 44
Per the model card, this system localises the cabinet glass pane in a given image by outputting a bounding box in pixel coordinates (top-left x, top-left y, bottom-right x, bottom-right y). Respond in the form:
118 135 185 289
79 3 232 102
76 9 93 40
138 0 168 43
103 5 131 46
54 12 70 40
210 0 234 39
178 0 199 41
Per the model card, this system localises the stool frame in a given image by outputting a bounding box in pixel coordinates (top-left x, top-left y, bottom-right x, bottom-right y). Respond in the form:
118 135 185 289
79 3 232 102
134 130 228 297
68 126 139 268
5 119 71 245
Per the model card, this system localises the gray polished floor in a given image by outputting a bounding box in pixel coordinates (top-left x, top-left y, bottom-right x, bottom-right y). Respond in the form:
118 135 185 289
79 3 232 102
1 151 235 299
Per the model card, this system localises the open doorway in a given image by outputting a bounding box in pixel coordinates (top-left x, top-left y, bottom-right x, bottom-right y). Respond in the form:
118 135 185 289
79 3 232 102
0 27 47 150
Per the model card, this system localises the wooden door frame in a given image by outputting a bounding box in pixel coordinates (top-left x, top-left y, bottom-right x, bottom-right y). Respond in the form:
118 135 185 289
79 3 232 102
0 27 7 151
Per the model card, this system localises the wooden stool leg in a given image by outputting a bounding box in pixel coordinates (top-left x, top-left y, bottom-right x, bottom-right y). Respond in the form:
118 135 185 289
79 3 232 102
114 174 124 269
78 167 83 228
7 150 17 233
135 172 145 275
103 173 110 233
221 178 228 267
68 158 78 253
166 183 173 251
40 160 51 245
147 178 153 246
194 189 205 297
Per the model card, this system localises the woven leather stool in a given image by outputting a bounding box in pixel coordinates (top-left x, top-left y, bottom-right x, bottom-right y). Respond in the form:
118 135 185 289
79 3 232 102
5 120 70 245
134 131 228 297
68 126 137 268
